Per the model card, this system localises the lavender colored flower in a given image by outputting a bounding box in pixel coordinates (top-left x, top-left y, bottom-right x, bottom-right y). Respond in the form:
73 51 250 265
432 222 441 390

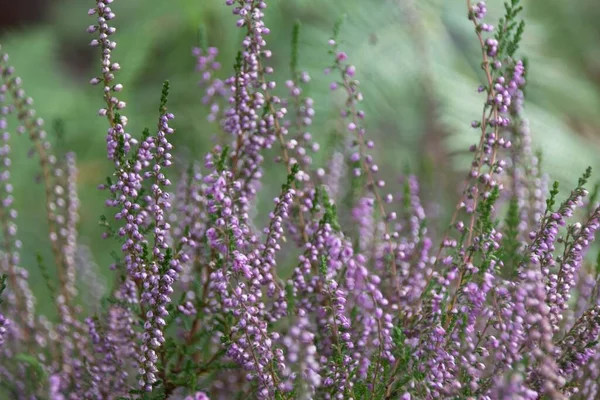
193 46 228 123
0 313 8 347
185 392 210 400
49 374 66 400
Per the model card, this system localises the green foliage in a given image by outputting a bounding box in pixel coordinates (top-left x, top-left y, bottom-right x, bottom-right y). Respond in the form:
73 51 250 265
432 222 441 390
332 14 347 43
290 20 301 79
0 274 6 305
546 181 560 212
52 118 67 154
35 253 57 301
159 247 174 275
500 196 522 273
319 254 328 276
234 51 243 75
283 163 300 192
477 186 500 237
13 353 47 388
197 24 208 52
495 0 525 57
216 145 230 172
579 166 593 188
159 80 171 114
319 187 341 231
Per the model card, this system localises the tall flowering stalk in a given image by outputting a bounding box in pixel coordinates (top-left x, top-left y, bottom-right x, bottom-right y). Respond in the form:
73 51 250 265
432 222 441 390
0 49 75 309
1 45 87 398
0 77 33 337
327 33 402 299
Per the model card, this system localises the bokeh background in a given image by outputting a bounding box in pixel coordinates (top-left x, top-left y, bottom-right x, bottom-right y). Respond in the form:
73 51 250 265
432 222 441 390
1 0 600 315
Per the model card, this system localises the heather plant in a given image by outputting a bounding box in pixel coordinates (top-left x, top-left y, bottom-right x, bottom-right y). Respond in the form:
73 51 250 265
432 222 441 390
1 0 600 399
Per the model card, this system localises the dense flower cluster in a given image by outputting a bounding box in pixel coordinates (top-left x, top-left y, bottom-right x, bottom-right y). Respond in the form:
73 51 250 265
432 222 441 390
193 46 228 124
1 0 600 399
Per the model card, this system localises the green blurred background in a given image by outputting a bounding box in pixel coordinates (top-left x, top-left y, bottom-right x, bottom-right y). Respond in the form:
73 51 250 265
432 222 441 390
1 0 600 315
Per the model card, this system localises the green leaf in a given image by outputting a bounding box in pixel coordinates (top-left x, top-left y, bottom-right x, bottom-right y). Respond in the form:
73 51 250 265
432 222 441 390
290 20 301 78
0 274 6 305
159 80 170 114
14 353 47 383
